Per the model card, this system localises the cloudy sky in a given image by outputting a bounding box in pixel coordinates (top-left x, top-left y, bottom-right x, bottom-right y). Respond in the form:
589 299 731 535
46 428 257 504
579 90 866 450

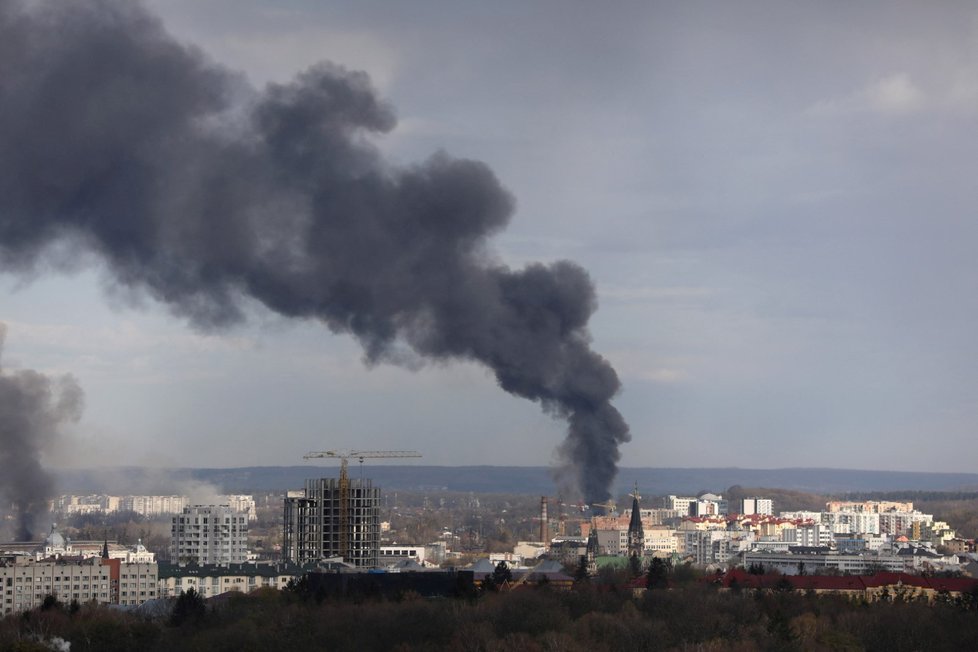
3 0 978 473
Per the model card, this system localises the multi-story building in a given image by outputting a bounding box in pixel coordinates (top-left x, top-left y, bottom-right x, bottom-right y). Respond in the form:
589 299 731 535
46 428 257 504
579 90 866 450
0 556 157 614
223 495 258 521
743 551 906 576
171 505 249 565
781 523 833 548
740 498 773 516
124 495 190 517
694 493 729 516
826 500 914 514
157 561 319 599
644 527 679 555
53 494 258 520
283 477 381 568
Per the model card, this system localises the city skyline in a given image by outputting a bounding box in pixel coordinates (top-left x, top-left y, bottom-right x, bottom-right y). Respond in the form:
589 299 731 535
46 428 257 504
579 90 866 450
3 1 978 474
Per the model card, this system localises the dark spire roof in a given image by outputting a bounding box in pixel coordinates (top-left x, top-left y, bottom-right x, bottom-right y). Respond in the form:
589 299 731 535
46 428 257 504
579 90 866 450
628 483 643 536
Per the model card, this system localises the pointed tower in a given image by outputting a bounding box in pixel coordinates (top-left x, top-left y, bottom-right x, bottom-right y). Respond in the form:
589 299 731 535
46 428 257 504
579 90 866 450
586 527 598 576
627 483 644 559
101 530 110 560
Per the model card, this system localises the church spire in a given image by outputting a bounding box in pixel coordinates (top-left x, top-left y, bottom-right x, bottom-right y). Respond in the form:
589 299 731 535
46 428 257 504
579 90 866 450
627 482 644 558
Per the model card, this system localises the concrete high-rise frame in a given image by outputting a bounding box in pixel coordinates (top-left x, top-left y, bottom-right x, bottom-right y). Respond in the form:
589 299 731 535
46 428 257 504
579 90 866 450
283 477 381 568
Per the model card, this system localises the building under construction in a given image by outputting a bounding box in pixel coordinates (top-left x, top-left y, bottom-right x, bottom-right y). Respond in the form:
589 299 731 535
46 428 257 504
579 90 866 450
283 477 381 568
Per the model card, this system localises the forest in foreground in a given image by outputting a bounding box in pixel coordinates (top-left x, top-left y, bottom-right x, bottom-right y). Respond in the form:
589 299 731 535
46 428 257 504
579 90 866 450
3 571 978 652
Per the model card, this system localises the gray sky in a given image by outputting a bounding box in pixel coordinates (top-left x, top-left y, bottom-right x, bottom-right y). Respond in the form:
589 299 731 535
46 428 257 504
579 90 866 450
3 0 978 473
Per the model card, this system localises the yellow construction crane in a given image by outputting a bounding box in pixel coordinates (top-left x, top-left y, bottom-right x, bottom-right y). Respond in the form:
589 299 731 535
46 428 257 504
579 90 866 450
589 499 618 515
302 449 422 561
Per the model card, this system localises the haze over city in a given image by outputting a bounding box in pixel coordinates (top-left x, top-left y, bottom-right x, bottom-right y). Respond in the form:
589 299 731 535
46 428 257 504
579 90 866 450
3 0 978 478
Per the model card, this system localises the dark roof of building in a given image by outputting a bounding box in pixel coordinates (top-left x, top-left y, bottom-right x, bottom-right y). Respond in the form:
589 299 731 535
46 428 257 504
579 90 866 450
158 561 318 579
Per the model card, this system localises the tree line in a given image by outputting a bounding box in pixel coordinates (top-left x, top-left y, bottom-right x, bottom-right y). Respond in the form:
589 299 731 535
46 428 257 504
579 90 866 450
2 564 978 651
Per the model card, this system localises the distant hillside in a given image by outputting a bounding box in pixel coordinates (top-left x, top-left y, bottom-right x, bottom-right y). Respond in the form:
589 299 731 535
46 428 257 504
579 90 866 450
52 465 978 497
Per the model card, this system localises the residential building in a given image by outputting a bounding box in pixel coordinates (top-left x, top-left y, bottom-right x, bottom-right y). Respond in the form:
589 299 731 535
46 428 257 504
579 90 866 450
742 550 905 575
665 496 697 515
123 495 190 517
0 555 157 613
740 498 773 516
694 493 729 516
157 561 323 599
171 505 249 565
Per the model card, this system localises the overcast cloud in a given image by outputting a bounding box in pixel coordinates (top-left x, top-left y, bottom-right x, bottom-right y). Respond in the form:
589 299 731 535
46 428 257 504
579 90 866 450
3 1 978 474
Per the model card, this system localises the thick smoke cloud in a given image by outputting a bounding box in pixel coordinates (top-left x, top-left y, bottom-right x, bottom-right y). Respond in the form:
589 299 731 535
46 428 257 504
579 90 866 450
0 324 84 539
0 0 629 502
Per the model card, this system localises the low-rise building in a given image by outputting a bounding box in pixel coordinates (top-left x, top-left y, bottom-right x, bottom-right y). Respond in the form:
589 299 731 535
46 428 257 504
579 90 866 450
157 562 319 599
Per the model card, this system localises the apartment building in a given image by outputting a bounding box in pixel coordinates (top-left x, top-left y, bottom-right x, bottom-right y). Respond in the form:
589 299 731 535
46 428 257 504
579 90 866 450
0 556 157 614
171 505 249 565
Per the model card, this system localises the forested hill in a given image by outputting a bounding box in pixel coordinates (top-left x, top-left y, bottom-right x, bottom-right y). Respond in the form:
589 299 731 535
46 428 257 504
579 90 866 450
52 465 978 496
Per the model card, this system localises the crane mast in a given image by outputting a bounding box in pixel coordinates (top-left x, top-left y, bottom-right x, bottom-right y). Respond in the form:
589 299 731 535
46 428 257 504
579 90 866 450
302 449 422 562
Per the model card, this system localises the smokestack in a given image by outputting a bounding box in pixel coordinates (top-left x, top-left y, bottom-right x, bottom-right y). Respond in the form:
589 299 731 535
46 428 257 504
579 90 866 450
0 0 629 502
0 324 84 540
540 496 548 544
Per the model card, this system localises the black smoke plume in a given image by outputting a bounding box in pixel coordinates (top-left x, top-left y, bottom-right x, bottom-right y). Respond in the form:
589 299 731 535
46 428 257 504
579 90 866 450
0 0 629 502
0 324 84 539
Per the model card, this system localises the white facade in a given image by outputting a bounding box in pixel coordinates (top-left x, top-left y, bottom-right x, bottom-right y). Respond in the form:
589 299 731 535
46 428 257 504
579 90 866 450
380 546 427 566
158 563 301 599
743 551 905 575
781 524 833 548
53 494 257 519
666 496 696 515
171 505 249 565
826 511 881 535
644 527 679 554
684 530 750 565
124 495 190 517
223 495 258 521
741 498 773 516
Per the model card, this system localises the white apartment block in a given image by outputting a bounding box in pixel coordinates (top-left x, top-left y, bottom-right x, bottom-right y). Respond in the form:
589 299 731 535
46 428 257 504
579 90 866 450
825 500 914 513
684 530 751 565
695 493 729 516
124 495 190 517
781 524 833 548
827 512 881 535
223 495 258 521
171 505 249 565
740 498 773 516
666 496 696 515
53 494 258 519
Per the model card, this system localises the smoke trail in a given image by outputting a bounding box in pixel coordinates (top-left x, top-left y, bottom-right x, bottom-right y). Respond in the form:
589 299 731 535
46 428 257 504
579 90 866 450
0 324 84 539
0 0 629 502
